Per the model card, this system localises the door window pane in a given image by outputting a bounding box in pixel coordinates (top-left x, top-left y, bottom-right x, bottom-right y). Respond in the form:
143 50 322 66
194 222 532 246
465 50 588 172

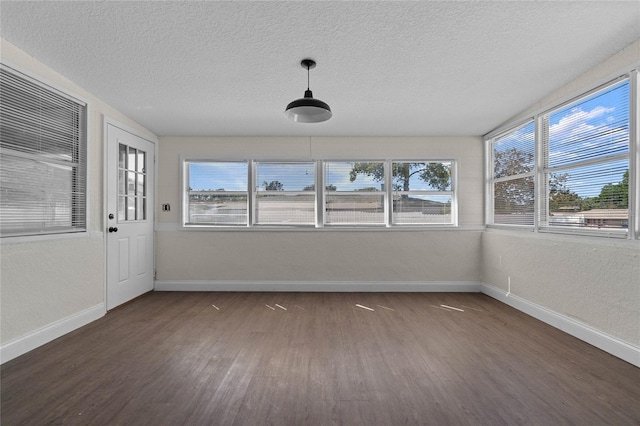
118 144 147 222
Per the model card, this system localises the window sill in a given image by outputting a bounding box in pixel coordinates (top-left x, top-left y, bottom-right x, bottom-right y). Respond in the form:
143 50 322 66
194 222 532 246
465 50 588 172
159 222 482 232
0 230 103 245
485 226 638 247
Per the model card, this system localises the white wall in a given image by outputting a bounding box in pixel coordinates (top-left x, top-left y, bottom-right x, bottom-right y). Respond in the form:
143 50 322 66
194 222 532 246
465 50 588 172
483 231 640 347
155 136 485 287
482 40 640 350
0 40 155 357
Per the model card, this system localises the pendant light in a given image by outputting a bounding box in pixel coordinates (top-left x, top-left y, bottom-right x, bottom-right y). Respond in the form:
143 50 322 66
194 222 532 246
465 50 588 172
284 59 332 123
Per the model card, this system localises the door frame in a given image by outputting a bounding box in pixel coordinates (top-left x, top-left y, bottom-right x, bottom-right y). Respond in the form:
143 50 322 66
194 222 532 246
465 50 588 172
103 117 159 311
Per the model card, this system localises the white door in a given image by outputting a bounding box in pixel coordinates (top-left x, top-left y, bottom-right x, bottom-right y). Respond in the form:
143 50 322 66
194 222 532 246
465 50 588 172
106 123 155 310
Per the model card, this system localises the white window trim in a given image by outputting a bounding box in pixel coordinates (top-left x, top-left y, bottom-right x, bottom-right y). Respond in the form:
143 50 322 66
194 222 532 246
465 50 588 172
630 69 639 240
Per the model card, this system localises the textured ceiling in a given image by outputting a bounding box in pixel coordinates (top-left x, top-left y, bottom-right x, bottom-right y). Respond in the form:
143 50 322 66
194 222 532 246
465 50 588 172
1 1 639 137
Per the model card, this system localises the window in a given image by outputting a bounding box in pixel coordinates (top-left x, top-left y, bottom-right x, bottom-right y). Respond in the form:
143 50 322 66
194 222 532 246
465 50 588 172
392 162 454 225
254 162 315 225
0 65 87 237
486 75 635 238
183 159 457 228
541 79 629 233
489 121 536 226
324 162 386 225
118 144 147 221
185 161 248 225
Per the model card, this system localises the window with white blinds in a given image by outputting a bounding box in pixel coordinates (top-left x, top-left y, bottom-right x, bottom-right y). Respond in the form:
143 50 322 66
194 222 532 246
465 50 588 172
486 75 634 237
489 121 536 226
0 65 87 237
183 159 458 228
324 162 386 225
392 162 454 225
186 161 248 225
542 79 629 232
255 162 315 225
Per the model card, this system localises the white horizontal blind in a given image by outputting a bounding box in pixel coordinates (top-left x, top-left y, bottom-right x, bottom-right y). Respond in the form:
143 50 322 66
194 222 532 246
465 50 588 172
186 161 248 225
324 162 385 225
392 162 454 225
542 79 630 232
490 121 535 225
0 66 87 237
255 162 315 225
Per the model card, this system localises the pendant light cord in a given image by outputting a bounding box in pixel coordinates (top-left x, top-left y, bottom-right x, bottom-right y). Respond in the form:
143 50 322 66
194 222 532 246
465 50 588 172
307 64 310 91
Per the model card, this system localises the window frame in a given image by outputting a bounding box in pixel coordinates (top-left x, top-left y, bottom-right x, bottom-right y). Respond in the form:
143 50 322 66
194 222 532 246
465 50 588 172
182 159 250 227
631 70 640 240
539 77 631 238
486 119 536 228
253 161 317 227
323 160 388 227
0 63 89 239
390 160 457 226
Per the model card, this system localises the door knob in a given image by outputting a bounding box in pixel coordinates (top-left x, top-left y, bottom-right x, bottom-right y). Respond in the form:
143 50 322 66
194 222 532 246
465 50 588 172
108 227 118 233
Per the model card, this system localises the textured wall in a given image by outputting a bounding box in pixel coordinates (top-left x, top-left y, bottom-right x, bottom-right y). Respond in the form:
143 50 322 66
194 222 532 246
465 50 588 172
0 40 154 345
157 230 482 283
482 231 640 346
1 238 103 342
155 135 484 284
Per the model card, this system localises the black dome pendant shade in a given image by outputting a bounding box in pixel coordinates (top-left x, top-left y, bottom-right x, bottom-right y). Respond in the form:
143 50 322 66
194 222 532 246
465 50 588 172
284 59 332 123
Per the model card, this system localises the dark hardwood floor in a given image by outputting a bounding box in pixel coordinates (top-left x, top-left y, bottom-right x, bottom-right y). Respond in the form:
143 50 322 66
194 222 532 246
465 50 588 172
2 292 639 425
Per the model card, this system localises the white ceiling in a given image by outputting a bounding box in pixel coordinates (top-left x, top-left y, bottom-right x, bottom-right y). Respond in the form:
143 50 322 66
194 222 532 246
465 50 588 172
1 1 639 137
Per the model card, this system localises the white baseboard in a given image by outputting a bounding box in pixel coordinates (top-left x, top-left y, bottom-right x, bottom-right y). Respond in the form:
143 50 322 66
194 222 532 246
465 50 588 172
481 284 640 368
154 280 483 293
0 303 105 365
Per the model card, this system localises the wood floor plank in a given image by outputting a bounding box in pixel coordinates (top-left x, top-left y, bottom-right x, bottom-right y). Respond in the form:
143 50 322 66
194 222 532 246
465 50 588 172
2 292 639 425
